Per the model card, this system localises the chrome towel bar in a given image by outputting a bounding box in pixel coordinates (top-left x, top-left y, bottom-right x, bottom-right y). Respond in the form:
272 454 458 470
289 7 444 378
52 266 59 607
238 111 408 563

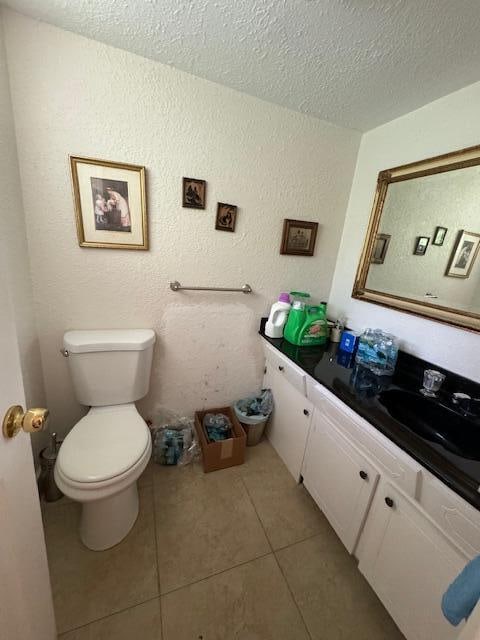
169 281 252 294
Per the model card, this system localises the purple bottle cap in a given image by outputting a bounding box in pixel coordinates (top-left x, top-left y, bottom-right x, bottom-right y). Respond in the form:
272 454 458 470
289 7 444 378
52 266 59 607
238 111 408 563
278 292 290 303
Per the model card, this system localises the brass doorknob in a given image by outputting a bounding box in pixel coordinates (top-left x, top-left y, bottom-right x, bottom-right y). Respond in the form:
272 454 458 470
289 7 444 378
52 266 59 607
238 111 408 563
2 405 49 439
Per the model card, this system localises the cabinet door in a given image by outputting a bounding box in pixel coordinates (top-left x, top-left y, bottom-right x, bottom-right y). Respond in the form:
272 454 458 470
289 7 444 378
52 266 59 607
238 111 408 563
263 366 312 482
302 410 380 553
358 481 467 640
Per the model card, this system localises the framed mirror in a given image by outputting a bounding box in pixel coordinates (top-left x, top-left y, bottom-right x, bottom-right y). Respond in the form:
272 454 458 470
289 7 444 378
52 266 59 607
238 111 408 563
353 145 480 332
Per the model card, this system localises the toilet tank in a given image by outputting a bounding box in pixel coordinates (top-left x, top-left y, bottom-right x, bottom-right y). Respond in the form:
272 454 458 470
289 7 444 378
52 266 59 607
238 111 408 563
63 329 155 407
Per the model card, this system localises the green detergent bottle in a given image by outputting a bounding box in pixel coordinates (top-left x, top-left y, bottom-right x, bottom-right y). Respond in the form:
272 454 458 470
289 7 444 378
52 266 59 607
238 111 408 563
283 301 328 346
283 301 306 345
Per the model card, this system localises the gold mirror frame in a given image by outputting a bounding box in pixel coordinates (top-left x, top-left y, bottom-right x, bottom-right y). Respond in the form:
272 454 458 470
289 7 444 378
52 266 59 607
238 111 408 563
352 144 480 332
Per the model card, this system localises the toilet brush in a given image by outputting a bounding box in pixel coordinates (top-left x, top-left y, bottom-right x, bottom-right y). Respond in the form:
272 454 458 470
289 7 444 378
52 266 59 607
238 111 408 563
40 432 63 502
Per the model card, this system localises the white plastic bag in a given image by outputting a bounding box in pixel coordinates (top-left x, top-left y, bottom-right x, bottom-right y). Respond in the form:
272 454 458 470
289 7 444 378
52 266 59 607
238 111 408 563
148 406 198 466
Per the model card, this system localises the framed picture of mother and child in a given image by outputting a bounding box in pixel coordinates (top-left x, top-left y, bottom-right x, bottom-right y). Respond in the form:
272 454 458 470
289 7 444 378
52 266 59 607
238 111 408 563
70 156 148 250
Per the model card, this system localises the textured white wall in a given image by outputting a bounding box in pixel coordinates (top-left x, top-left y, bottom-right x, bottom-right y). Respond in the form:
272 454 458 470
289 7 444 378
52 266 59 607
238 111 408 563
0 15 47 458
329 81 480 382
3 10 360 436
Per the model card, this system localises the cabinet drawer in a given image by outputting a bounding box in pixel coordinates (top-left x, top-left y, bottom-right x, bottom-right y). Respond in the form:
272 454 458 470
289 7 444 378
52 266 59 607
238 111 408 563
307 379 421 499
263 343 306 396
419 471 480 559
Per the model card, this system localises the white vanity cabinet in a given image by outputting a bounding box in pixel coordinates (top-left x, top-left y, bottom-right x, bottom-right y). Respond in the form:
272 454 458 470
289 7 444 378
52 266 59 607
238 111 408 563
262 338 479 640
358 479 467 640
301 378 473 640
263 345 312 481
302 408 380 552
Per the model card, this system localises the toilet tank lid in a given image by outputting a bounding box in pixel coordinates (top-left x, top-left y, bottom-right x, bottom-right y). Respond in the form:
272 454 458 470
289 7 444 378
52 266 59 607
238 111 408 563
64 329 155 353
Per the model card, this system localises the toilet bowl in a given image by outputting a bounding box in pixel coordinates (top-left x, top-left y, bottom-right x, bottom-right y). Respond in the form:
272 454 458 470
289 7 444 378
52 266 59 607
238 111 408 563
56 329 155 551
55 404 151 550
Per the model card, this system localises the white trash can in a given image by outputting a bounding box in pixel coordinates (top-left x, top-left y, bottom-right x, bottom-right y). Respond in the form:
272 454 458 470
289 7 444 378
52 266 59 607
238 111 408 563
233 405 269 446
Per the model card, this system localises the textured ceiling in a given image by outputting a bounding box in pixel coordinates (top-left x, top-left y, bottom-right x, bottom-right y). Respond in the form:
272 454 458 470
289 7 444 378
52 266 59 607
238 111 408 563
4 0 480 131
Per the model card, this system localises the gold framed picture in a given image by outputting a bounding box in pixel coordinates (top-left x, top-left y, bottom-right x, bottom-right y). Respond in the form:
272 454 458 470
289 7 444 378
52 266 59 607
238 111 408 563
70 155 148 250
215 202 237 232
432 226 448 246
280 219 318 256
445 230 480 278
371 233 391 264
413 236 430 256
182 177 206 209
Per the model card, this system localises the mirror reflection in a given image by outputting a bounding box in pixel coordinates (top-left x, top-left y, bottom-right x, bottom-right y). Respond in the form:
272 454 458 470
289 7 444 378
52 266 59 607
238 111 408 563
366 165 480 313
353 146 480 330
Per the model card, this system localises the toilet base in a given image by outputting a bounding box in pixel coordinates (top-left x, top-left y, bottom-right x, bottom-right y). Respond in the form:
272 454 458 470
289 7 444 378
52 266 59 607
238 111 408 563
80 482 139 551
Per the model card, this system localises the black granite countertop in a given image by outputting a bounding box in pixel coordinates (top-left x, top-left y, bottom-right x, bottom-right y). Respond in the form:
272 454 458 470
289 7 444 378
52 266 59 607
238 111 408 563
259 320 480 510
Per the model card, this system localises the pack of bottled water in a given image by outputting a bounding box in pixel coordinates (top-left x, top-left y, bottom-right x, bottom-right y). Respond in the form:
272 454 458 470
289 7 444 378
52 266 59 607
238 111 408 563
355 328 399 376
149 407 198 466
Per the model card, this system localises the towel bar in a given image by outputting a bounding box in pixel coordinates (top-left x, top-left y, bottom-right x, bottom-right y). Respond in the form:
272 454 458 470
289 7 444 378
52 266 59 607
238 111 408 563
169 281 252 294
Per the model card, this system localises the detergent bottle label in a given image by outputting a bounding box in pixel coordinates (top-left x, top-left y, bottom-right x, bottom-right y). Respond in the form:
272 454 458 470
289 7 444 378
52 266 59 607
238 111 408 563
301 320 327 345
306 321 326 337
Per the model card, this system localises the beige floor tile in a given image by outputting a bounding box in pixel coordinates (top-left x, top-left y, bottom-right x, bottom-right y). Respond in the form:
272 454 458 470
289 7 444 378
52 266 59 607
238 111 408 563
44 487 159 634
40 495 73 525
59 598 162 640
154 464 270 593
152 457 240 505
276 533 405 640
239 438 286 476
161 554 310 640
240 441 325 550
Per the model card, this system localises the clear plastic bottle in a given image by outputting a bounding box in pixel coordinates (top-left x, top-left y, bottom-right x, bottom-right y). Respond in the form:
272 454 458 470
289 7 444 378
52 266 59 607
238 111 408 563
356 328 375 366
385 334 399 374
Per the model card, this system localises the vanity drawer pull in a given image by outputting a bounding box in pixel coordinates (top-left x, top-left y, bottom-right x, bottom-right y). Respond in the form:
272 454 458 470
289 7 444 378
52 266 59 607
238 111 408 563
385 497 395 508
359 470 368 481
278 365 284 372
303 409 310 416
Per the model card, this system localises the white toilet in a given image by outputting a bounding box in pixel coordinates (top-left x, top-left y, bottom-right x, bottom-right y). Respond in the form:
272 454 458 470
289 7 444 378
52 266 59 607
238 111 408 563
55 329 155 551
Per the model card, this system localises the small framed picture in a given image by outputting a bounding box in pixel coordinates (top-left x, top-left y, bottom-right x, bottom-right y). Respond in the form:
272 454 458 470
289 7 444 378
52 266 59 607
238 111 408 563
371 233 391 264
280 219 318 256
413 236 430 256
432 226 448 246
445 230 480 278
182 177 206 209
70 156 147 250
215 202 237 232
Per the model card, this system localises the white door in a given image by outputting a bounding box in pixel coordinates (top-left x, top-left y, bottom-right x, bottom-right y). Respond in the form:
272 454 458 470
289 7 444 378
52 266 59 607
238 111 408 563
0 262 56 639
263 366 312 482
358 480 466 640
302 410 380 553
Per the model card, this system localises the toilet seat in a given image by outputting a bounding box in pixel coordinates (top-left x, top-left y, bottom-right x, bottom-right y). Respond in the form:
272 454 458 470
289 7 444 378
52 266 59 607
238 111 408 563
54 430 151 549
57 404 150 484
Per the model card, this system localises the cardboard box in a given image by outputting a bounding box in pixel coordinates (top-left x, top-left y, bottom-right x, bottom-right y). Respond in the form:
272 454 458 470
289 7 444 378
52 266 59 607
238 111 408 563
194 406 246 473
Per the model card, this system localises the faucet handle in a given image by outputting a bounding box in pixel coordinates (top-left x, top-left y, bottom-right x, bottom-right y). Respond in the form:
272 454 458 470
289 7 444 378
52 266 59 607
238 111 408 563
420 369 445 397
452 392 471 404
452 392 473 415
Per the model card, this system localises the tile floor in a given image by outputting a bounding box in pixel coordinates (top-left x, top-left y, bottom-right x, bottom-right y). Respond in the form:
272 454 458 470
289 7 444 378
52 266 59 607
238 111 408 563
42 439 404 639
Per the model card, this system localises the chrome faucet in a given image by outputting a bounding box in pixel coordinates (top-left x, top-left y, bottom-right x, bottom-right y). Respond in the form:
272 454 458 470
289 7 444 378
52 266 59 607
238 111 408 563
452 392 480 417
